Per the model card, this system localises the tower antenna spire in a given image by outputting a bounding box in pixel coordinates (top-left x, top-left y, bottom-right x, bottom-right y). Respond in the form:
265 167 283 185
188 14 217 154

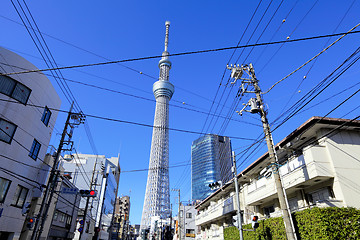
164 21 170 52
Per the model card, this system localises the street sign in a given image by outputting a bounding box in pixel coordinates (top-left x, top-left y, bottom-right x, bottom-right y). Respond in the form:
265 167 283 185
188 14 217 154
61 187 78 194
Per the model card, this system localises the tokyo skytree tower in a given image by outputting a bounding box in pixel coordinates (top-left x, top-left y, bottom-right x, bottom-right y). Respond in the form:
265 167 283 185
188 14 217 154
140 21 174 230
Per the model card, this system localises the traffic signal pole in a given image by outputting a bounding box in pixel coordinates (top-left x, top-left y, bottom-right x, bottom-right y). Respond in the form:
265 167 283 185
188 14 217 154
79 156 98 239
171 188 180 240
228 64 297 240
232 151 243 240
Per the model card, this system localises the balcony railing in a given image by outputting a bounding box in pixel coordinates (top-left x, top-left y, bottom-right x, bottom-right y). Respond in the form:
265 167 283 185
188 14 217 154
196 195 236 225
245 153 333 205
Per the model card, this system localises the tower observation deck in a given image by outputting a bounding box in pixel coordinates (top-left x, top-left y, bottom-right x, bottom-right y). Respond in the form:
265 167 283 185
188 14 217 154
140 21 174 231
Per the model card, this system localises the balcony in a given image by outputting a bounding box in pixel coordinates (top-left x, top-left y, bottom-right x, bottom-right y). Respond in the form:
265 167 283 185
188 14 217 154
196 195 236 226
245 152 334 205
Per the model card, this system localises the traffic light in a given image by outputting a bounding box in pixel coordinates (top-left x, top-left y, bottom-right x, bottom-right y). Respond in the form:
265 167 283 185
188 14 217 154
251 215 259 229
78 219 84 232
79 189 97 197
22 202 31 216
208 181 222 190
26 217 35 229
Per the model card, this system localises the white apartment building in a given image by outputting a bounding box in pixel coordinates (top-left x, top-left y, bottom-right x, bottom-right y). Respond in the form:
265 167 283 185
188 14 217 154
179 203 196 240
0 47 61 240
62 153 120 240
195 117 360 239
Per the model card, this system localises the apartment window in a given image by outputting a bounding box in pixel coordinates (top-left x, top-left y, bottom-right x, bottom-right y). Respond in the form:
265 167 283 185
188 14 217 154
0 118 17 144
0 177 11 203
12 185 29 208
53 211 58 220
59 212 66 222
263 205 275 218
186 212 192 218
29 139 41 160
41 106 52 126
66 215 72 225
288 198 299 211
0 75 31 104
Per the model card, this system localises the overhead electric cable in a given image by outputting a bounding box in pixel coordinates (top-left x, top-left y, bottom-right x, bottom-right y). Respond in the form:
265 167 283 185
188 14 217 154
201 0 263 134
278 0 357 115
262 22 360 94
0 98 256 141
0 61 260 128
1 30 359 77
257 0 319 74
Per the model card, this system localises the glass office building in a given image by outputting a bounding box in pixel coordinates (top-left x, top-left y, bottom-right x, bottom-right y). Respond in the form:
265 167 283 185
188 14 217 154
191 134 233 201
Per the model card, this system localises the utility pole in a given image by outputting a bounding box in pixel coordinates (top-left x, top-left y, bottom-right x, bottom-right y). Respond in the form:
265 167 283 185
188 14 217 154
227 64 297 240
232 151 243 240
171 188 180 240
31 103 85 240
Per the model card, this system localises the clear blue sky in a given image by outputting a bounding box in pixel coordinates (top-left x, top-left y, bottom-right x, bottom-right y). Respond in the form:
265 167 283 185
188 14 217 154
1 0 360 225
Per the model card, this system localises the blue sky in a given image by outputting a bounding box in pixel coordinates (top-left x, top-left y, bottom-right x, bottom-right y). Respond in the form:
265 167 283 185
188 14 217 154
1 0 360 224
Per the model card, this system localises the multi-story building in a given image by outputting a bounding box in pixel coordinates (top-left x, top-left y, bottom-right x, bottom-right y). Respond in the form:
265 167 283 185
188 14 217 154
0 47 61 240
111 196 130 240
195 117 360 239
178 203 196 240
191 134 233 201
47 174 80 240
62 154 120 240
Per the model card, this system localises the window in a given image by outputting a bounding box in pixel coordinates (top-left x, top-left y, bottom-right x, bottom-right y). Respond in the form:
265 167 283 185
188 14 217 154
53 211 58 220
0 177 11 203
66 215 72 225
0 75 31 104
41 106 51 126
0 118 17 144
263 205 275 218
186 212 192 218
29 139 41 160
12 185 29 208
59 212 66 222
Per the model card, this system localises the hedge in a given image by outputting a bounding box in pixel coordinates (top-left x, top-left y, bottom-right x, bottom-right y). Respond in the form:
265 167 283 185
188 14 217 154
223 207 360 240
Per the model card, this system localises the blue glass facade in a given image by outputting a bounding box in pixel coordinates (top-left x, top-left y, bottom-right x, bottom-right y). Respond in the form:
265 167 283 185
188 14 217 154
191 134 232 201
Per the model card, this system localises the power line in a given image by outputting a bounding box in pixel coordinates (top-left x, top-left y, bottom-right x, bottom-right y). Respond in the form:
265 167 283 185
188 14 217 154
1 30 359 77
0 60 260 128
200 0 263 136
272 46 360 132
262 22 360 94
0 98 257 141
257 0 319 75
277 0 357 116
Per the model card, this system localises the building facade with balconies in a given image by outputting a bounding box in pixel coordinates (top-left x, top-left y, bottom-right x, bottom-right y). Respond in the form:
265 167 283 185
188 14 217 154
195 117 360 239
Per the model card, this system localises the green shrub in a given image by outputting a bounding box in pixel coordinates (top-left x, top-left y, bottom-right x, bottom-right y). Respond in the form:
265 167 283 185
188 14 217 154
223 207 360 240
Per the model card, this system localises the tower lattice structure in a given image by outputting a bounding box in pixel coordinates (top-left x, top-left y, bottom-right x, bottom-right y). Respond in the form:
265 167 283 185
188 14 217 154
140 21 174 230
